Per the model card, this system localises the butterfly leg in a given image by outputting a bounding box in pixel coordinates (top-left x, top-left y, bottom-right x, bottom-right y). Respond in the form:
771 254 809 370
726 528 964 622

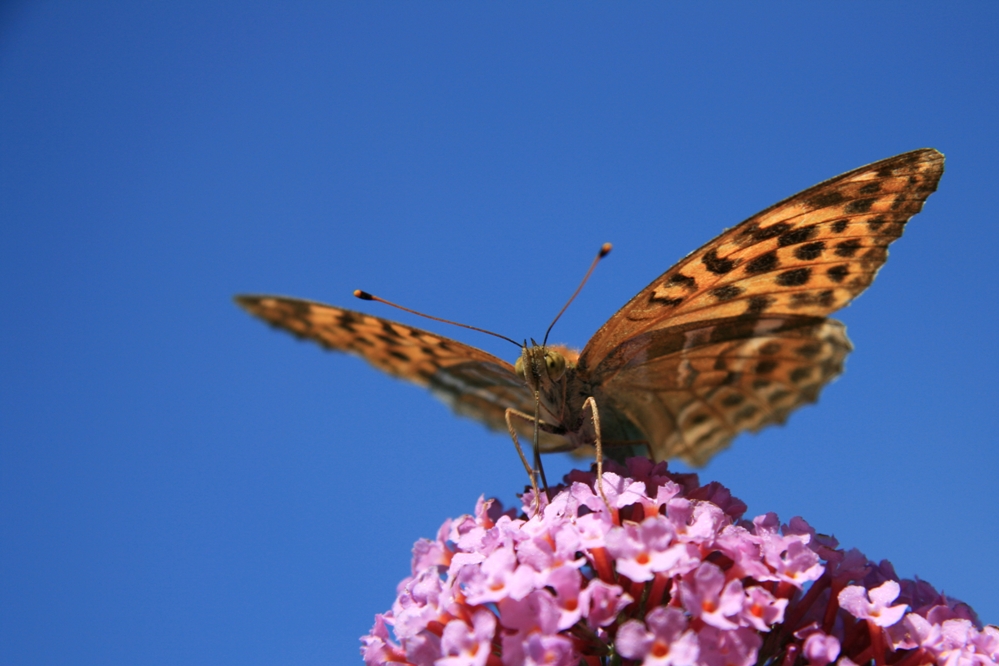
505 408 543 513
531 398 551 494
580 396 609 506
504 408 566 513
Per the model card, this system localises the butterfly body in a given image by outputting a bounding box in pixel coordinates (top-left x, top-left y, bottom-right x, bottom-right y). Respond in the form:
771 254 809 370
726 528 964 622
506 344 616 454
237 148 944 467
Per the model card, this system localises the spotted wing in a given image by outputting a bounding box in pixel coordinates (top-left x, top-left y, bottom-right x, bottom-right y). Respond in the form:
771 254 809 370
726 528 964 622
583 149 944 359
235 295 536 433
579 149 944 464
591 316 851 465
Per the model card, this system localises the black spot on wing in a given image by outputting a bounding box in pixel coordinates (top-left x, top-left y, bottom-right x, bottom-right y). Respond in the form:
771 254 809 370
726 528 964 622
667 273 697 290
844 198 878 214
721 393 745 407
830 219 848 233
827 265 849 283
778 225 819 247
735 404 760 423
693 427 723 448
746 295 774 315
859 182 882 195
794 241 825 260
650 294 684 307
702 249 738 274
795 343 822 359
807 191 846 209
789 290 834 308
775 268 812 287
755 360 778 374
744 251 779 275
337 314 360 333
768 389 791 405
867 216 888 232
712 285 744 301
790 367 813 383
751 222 792 241
834 239 862 257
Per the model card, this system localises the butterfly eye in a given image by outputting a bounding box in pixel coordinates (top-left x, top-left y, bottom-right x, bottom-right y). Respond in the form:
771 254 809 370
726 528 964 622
514 356 526 379
544 350 566 380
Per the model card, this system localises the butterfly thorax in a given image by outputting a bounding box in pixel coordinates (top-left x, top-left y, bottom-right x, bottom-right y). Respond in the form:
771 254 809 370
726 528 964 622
514 343 596 446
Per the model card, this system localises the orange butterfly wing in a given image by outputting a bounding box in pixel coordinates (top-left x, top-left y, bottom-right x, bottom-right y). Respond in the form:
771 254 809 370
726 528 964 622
579 148 944 464
235 296 539 435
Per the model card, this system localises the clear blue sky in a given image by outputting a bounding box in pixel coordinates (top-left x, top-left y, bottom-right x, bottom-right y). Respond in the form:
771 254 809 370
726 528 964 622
2 3 997 664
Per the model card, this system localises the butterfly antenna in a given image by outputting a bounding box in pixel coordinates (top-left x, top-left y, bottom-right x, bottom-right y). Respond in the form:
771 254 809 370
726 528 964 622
542 243 612 346
354 290 522 348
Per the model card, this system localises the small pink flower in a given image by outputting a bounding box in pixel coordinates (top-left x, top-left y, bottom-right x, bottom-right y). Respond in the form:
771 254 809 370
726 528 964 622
754 520 823 587
801 630 840 666
520 632 576 666
580 578 632 628
392 566 449 640
545 566 585 630
740 584 787 631
516 520 583 576
667 498 726 544
617 606 699 666
679 562 744 630
361 614 403 666
606 516 697 583
462 544 536 604
976 626 999 662
713 525 771 581
438 610 497 666
889 611 940 651
499 590 573 665
697 625 761 666
839 580 908 627
935 618 987 666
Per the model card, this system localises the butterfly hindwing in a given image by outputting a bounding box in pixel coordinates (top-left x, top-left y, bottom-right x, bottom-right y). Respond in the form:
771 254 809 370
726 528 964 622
595 317 851 465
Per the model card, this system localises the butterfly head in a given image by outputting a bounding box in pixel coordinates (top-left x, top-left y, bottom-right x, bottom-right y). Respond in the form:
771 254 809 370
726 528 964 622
515 342 569 392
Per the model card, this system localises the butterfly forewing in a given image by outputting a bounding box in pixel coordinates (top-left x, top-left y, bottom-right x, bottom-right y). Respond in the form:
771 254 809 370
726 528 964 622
581 149 944 360
235 296 539 434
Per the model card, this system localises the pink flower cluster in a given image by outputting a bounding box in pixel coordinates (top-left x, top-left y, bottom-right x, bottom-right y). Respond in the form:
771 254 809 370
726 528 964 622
361 459 996 666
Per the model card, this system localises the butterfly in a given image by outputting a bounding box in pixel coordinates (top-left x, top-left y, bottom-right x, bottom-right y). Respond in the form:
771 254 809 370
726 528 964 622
236 148 944 472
